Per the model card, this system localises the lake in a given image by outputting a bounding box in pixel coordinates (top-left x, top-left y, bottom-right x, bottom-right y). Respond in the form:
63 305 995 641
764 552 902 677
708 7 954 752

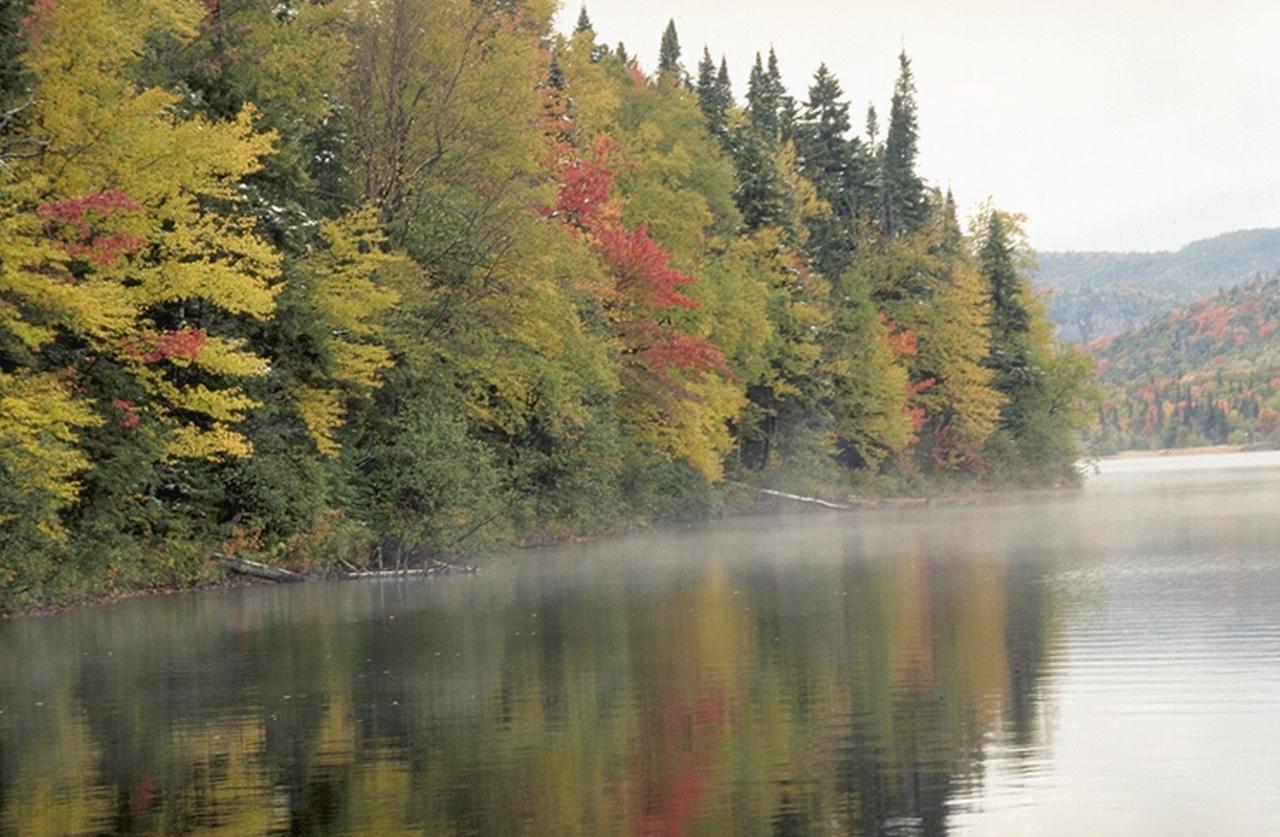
4 452 1280 835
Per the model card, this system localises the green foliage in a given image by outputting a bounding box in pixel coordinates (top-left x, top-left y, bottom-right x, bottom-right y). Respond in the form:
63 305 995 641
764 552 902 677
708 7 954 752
0 8 1094 611
657 19 683 85
975 208 1099 481
880 52 929 238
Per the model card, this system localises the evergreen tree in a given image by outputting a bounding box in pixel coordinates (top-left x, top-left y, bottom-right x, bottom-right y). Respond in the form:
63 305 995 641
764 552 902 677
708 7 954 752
696 50 732 140
764 48 786 134
747 52 781 139
0 0 31 112
731 124 787 230
942 187 961 242
574 6 593 33
696 48 720 127
546 55 567 92
797 64 850 202
978 210 1036 431
716 58 732 109
657 19 683 85
796 63 872 277
777 94 798 142
881 51 928 237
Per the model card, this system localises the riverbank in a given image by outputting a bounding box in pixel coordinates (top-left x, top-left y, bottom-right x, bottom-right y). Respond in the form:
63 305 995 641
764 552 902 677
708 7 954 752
1102 444 1246 459
2 471 1088 619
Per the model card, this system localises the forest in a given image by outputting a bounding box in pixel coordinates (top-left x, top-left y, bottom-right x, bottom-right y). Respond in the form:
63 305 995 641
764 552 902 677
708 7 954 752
1087 275 1280 452
0 0 1095 610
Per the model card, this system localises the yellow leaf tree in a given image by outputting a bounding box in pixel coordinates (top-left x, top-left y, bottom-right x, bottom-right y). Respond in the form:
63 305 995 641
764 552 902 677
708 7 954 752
0 0 280 549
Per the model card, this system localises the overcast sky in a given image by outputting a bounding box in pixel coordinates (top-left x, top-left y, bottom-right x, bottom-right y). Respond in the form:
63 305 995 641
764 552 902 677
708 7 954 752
554 1 1280 253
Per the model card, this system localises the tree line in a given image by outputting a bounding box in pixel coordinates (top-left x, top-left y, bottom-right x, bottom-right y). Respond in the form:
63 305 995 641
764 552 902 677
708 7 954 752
1088 275 1280 451
0 0 1095 608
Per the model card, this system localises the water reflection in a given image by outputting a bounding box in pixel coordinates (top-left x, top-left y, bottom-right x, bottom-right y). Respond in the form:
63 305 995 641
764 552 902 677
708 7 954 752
4 454 1280 835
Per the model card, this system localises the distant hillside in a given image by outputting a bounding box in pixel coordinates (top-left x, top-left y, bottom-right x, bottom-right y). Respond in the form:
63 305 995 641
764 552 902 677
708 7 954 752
1032 228 1280 343
1086 275 1280 452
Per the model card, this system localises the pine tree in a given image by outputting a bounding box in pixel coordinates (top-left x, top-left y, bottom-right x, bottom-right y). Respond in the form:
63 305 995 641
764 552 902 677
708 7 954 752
881 51 928 237
796 63 867 277
797 64 851 200
657 19 683 86
766 48 786 131
978 210 1036 431
777 94 798 142
747 52 781 139
731 124 787 230
574 5 608 61
696 48 719 125
696 50 732 140
942 187 961 242
716 58 732 109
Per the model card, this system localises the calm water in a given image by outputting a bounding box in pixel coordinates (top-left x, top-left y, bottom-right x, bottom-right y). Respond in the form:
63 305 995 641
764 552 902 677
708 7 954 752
4 453 1280 835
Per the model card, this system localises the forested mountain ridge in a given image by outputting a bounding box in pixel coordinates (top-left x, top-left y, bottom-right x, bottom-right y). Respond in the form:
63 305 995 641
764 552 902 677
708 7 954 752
0 0 1094 610
1087 275 1280 451
1034 228 1280 343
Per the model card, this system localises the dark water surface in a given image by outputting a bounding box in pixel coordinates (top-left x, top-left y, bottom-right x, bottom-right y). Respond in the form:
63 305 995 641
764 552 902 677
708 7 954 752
4 453 1280 835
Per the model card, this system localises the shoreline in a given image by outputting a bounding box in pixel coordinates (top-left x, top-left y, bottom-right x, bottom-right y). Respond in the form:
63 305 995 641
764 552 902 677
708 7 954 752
1099 444 1247 460
1 478 1083 621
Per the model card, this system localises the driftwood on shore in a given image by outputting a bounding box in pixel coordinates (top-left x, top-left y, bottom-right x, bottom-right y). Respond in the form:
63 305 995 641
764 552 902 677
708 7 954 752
212 552 309 582
724 481 856 511
212 552 474 584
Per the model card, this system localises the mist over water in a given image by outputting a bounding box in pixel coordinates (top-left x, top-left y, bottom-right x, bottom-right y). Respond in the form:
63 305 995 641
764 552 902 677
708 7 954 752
4 453 1280 835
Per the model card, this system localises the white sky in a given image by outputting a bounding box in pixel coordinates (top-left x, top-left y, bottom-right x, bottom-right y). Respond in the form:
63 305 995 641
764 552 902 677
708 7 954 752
554 0 1280 253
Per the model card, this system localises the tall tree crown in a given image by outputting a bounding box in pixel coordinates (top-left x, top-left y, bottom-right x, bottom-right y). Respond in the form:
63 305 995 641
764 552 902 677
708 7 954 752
881 50 928 236
657 19 682 83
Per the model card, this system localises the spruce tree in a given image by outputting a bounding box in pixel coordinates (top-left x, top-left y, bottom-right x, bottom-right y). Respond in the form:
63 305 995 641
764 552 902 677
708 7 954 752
777 94 797 142
697 51 732 141
882 50 928 237
546 55 566 91
865 104 884 227
797 64 849 189
574 6 592 33
942 187 961 243
0 0 31 113
747 52 782 139
696 48 719 124
796 64 860 276
979 210 1036 431
731 123 787 230
747 54 767 130
766 48 786 128
657 19 683 85
716 58 732 108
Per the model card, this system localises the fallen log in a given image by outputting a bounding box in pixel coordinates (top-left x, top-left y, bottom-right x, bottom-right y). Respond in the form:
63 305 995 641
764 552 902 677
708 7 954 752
212 552 476 583
212 552 309 582
341 567 435 579
724 481 856 511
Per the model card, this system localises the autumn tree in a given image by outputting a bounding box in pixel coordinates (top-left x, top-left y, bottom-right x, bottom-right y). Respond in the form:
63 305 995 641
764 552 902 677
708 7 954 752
0 0 284 598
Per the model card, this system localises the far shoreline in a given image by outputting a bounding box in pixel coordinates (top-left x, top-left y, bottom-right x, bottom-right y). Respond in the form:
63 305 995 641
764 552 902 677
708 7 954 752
1099 444 1247 460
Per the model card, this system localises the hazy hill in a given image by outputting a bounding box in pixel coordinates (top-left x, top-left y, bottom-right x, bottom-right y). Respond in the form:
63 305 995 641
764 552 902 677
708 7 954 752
1086 275 1280 452
1032 228 1280 343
